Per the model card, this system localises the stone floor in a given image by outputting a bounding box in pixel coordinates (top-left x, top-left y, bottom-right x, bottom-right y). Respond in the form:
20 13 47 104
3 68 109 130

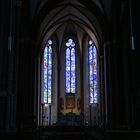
0 126 140 140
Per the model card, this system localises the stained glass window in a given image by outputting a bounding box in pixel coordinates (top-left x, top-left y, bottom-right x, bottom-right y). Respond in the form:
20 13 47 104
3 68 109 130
88 40 98 103
43 39 52 103
65 38 76 93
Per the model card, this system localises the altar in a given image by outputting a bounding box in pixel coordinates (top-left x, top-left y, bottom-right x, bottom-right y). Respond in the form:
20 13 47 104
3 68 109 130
58 112 84 126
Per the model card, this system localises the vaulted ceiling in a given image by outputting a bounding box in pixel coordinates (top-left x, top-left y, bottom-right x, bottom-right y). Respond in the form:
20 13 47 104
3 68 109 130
29 0 113 22
19 0 126 53
38 0 103 51
27 0 115 52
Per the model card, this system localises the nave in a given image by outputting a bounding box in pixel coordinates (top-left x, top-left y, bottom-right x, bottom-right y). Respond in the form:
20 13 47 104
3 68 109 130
1 0 140 139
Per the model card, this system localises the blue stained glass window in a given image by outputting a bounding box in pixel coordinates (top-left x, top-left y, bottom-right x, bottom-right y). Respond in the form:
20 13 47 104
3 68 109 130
43 39 52 103
88 40 98 103
65 38 76 93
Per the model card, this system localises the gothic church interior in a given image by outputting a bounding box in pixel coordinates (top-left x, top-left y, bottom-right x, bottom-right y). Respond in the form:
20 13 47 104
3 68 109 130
0 0 140 139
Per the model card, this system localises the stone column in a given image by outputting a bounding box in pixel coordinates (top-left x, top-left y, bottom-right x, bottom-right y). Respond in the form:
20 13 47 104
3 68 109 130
103 40 118 129
49 104 52 126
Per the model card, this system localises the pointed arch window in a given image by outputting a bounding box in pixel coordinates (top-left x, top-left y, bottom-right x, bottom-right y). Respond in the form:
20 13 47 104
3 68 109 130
88 40 98 103
42 39 52 104
65 38 76 94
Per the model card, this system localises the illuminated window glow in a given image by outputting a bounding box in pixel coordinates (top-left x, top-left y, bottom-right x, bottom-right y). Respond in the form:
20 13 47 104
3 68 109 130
65 38 76 93
89 40 98 103
43 39 52 103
